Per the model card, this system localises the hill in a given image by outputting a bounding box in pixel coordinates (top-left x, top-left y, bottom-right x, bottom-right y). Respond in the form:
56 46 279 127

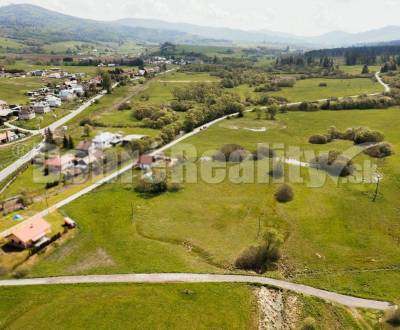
0 4 206 45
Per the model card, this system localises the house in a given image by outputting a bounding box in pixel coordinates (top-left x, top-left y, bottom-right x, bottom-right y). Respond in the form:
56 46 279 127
46 96 62 107
44 154 75 173
48 72 61 79
31 70 46 77
59 89 75 101
19 106 36 120
76 150 104 169
6 217 51 249
0 100 8 110
0 131 18 144
92 132 122 149
0 109 13 124
71 84 84 96
32 101 51 114
137 155 154 170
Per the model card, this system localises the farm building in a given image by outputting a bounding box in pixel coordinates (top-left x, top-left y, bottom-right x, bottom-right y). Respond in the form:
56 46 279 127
0 131 18 144
92 132 122 149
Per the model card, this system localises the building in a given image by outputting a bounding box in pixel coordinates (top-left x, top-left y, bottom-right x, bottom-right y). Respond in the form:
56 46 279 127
76 140 94 158
0 131 18 144
92 132 122 150
31 70 46 77
32 101 51 114
44 154 75 173
46 96 62 107
137 155 154 170
6 217 52 249
59 89 76 101
19 106 36 120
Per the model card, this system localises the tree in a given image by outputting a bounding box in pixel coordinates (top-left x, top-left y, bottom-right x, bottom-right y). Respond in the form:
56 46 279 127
275 184 294 203
255 107 262 120
100 71 112 94
68 136 75 149
361 64 369 74
267 104 279 120
83 124 91 137
62 135 69 149
44 128 55 145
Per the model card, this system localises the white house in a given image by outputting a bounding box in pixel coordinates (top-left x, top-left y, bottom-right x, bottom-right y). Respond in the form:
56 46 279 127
48 72 61 79
71 84 84 96
46 96 62 107
59 89 76 101
32 101 51 114
92 132 122 150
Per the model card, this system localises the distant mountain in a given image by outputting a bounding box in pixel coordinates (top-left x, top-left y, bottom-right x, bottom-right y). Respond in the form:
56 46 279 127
308 26 400 46
0 4 400 49
116 18 303 45
0 4 207 44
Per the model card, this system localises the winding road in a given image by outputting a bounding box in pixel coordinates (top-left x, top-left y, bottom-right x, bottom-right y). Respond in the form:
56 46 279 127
0 273 393 310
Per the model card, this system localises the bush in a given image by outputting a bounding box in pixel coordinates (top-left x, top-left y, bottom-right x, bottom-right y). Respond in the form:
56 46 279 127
364 143 393 158
118 102 132 111
235 229 283 273
353 128 384 145
269 161 284 180
301 317 317 330
319 82 327 87
309 134 328 144
275 184 294 203
213 144 249 163
255 146 275 160
385 309 400 327
311 150 354 177
167 182 183 192
135 173 167 194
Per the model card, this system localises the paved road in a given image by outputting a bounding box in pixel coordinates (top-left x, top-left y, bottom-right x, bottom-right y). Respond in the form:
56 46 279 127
0 90 111 183
0 273 393 310
375 71 391 92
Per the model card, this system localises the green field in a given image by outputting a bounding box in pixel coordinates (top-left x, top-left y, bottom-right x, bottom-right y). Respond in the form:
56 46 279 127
0 283 258 329
268 78 382 102
339 65 381 75
0 282 372 329
23 107 400 304
0 77 46 104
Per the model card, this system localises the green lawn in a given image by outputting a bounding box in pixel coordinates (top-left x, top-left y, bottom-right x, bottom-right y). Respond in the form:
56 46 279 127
266 78 382 102
0 77 45 104
339 65 381 75
0 283 258 329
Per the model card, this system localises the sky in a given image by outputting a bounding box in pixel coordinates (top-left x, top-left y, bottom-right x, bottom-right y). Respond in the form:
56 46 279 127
0 0 400 36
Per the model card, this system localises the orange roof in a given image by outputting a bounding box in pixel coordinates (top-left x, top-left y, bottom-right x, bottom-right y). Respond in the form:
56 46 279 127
8 217 51 244
45 154 75 167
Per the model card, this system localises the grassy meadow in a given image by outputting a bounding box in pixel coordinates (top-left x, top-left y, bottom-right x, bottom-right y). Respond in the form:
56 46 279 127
22 107 400 304
0 283 258 330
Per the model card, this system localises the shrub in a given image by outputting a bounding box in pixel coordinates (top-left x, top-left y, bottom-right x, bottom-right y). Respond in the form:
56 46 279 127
169 100 193 112
235 229 283 273
311 150 354 177
319 82 327 87
118 102 131 111
255 146 275 160
167 182 183 192
301 317 317 330
213 144 249 163
353 128 384 145
269 161 284 179
275 184 294 203
309 134 328 144
385 309 400 327
364 143 393 158
135 172 167 194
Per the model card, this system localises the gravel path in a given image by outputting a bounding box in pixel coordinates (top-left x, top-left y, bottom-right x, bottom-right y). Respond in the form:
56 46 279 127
0 273 393 310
